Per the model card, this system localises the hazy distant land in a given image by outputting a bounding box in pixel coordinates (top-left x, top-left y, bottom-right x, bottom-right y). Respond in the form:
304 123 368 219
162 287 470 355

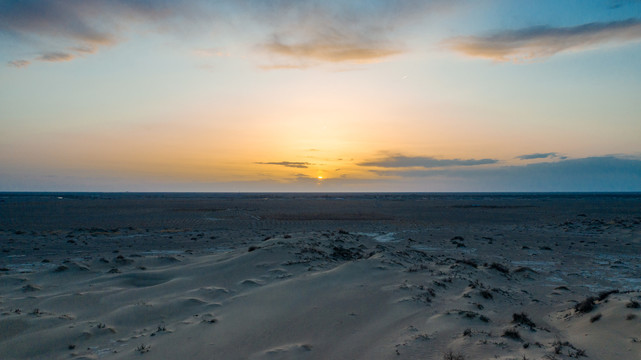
1 193 640 359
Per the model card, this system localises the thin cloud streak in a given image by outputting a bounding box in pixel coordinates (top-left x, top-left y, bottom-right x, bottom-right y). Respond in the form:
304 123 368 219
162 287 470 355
262 33 402 64
359 155 498 168
37 52 75 62
446 18 641 62
7 59 31 68
256 161 312 169
517 152 558 160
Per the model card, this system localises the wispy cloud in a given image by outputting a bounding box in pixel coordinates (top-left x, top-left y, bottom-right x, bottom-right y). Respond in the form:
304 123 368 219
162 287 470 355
262 33 402 64
256 161 312 169
0 0 188 65
36 52 75 62
0 1 117 46
516 152 558 160
7 59 30 68
446 18 641 62
252 0 454 68
358 155 498 168
1 0 455 68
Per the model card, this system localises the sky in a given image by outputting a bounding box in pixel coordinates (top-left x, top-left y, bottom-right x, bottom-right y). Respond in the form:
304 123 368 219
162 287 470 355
1 0 641 192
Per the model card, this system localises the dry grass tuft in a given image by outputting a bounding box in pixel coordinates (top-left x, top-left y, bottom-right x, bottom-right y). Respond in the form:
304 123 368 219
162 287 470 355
443 350 465 360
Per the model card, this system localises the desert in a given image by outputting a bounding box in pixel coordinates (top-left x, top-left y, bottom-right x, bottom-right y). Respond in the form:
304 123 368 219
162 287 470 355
1 193 640 359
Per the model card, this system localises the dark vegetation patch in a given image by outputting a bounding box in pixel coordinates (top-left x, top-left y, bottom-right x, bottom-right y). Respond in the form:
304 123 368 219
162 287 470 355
489 262 509 274
512 313 536 329
456 259 477 268
574 290 620 314
443 351 466 360
626 300 640 309
552 340 586 357
502 328 522 341
597 289 618 301
480 290 493 300
451 205 533 209
574 297 596 313
114 255 133 265
514 266 538 274
331 246 362 261
263 213 393 221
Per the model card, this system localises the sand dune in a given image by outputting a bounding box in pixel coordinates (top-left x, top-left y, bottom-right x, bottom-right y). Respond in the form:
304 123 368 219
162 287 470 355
1 194 640 359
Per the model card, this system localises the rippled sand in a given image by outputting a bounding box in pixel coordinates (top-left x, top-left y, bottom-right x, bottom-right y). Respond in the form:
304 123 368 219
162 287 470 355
1 193 640 359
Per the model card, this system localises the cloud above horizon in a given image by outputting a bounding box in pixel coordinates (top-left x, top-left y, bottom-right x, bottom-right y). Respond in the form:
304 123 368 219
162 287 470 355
370 156 641 192
256 161 312 169
0 0 453 69
261 33 402 65
36 52 75 63
516 152 559 160
446 18 641 62
358 155 498 169
251 0 451 67
7 59 31 68
0 0 165 66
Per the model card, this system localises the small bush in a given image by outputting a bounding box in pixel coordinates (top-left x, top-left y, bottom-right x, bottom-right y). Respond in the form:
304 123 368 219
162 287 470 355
589 313 602 323
443 351 465 360
489 262 509 274
512 312 536 328
626 300 640 309
456 259 478 268
136 344 150 353
480 290 493 300
574 297 595 313
502 328 522 341
597 290 618 301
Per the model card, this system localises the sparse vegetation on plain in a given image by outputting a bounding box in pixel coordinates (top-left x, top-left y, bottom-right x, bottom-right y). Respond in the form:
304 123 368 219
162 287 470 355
443 350 466 360
502 328 522 341
512 312 536 329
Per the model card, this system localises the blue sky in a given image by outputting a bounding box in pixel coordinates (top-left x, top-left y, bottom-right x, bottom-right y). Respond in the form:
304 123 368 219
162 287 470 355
1 0 641 191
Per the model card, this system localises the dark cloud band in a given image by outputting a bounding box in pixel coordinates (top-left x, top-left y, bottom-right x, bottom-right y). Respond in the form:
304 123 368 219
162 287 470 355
256 161 312 169
516 152 558 160
359 155 498 168
446 18 641 62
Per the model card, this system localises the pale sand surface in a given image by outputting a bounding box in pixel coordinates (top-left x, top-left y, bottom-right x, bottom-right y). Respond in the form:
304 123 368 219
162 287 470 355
1 193 640 359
